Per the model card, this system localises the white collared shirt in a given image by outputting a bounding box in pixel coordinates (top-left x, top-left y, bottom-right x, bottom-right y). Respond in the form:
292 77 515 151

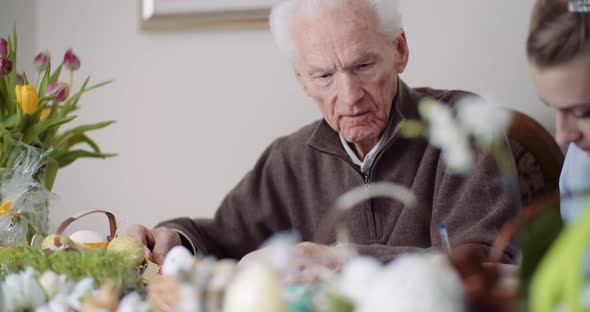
339 119 396 175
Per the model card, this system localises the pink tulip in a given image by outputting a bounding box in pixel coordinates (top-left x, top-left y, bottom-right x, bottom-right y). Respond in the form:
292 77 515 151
63 49 80 71
0 38 7 57
16 73 24 85
0 56 13 76
34 51 51 71
46 82 70 103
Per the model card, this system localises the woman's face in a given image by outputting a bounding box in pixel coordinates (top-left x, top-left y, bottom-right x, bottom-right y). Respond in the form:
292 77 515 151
529 51 590 155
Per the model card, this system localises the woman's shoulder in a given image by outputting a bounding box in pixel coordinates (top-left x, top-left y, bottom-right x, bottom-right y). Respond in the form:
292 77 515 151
560 144 590 192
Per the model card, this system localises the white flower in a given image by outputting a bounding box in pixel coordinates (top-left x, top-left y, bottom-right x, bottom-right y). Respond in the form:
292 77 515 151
177 284 201 312
442 139 474 174
336 256 382 304
456 96 512 145
117 292 151 312
2 267 46 311
66 278 95 310
421 100 474 174
356 253 465 312
35 293 69 312
39 271 68 299
162 245 196 276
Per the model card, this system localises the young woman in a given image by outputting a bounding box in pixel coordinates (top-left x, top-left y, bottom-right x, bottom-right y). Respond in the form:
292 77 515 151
527 0 590 221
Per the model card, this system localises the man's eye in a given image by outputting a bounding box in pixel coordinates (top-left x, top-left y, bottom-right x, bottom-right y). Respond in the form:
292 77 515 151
317 73 332 80
355 63 373 71
573 110 590 119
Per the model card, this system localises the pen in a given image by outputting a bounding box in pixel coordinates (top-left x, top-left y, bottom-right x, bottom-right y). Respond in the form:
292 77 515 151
438 224 451 253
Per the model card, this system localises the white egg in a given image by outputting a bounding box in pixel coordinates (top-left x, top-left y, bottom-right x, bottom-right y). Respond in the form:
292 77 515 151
338 256 382 304
161 246 196 276
69 230 108 247
223 264 285 312
357 253 465 312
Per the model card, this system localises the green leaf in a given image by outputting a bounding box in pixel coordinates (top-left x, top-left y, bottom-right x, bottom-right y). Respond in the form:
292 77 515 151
22 72 30 85
400 120 425 138
40 102 60 146
418 98 437 118
54 120 114 149
12 24 17 54
69 77 91 111
518 201 563 297
0 77 7 119
15 102 23 130
43 156 59 191
61 78 112 115
1 132 12 166
7 75 17 114
62 121 114 137
53 121 114 153
0 94 4 120
49 64 63 84
61 77 90 116
85 80 113 93
0 125 10 139
4 114 17 128
53 133 102 153
22 115 77 144
66 134 101 152
56 150 117 168
3 69 17 116
38 64 51 97
30 97 54 124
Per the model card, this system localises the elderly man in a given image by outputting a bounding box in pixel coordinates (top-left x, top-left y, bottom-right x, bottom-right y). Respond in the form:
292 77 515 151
129 0 518 266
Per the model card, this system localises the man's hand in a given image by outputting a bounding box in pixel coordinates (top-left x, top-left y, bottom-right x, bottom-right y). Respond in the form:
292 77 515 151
239 242 347 284
127 224 181 265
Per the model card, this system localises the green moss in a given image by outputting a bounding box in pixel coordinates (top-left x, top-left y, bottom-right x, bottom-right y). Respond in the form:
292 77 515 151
0 246 141 289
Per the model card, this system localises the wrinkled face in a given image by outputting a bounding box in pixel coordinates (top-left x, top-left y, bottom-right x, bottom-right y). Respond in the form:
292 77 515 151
529 51 590 155
291 3 408 144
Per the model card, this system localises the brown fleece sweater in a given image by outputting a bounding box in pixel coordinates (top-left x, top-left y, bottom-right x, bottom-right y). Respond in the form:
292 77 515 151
159 80 519 263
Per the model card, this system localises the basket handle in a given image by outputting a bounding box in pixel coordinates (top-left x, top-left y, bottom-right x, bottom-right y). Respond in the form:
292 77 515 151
53 210 117 247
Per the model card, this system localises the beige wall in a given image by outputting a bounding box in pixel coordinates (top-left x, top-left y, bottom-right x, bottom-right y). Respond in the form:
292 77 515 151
0 0 36 77
1 0 552 234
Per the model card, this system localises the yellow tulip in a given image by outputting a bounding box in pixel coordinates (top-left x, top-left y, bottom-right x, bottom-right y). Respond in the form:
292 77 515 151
40 108 51 121
15 84 39 115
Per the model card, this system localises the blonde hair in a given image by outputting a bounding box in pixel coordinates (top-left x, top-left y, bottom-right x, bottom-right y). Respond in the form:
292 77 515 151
527 0 590 67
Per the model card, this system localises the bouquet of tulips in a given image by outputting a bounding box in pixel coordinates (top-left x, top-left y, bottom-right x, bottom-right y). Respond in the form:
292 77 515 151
0 28 115 192
0 28 115 246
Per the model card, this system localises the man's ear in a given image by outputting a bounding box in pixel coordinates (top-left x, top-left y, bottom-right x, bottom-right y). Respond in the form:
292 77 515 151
393 32 410 74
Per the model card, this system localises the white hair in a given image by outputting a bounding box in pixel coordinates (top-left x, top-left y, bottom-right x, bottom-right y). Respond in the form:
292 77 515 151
269 0 404 63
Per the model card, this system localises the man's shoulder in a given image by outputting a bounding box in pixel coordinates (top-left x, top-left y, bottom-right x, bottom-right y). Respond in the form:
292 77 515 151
273 119 323 151
255 120 324 171
397 81 478 119
412 86 477 106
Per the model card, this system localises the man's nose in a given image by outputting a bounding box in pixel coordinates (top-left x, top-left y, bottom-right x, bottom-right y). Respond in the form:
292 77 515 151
555 112 582 146
338 73 364 106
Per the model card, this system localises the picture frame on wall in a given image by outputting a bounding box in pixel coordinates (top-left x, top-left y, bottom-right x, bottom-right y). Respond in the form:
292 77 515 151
141 0 281 31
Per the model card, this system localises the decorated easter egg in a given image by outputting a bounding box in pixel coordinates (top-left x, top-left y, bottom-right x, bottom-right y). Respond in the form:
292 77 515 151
107 236 145 267
70 230 108 249
41 234 77 250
